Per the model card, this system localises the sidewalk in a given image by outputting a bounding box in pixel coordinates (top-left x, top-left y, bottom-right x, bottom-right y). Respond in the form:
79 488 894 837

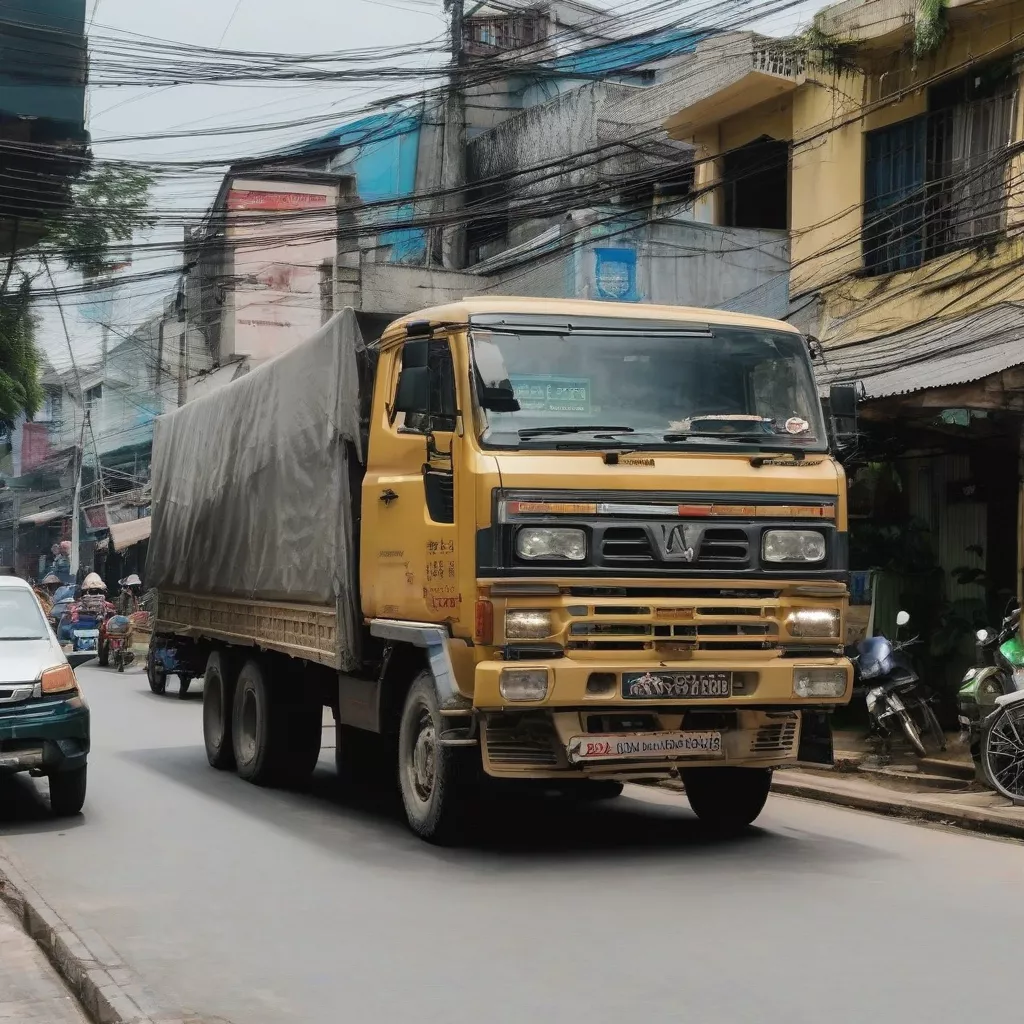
0 901 88 1023
772 768 1024 840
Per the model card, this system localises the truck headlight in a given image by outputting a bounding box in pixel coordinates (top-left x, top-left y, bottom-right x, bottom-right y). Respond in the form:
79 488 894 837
505 610 554 640
516 527 586 561
793 668 847 698
763 530 826 563
499 668 550 701
787 609 840 638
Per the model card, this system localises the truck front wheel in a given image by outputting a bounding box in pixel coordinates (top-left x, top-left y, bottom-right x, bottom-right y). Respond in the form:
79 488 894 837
681 767 773 833
398 672 476 844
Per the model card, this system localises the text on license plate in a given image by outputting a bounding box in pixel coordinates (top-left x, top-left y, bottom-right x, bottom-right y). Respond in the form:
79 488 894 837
568 731 722 763
622 671 731 699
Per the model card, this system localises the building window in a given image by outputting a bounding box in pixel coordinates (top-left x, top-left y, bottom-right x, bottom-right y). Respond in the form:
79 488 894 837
84 384 102 410
864 62 1017 276
35 390 62 424
722 136 789 231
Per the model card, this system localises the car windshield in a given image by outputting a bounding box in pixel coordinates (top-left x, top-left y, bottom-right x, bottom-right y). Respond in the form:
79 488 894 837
0 589 49 640
471 323 826 451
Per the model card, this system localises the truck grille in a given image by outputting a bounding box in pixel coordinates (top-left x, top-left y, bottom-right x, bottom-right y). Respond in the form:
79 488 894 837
484 716 561 767
566 603 779 653
751 718 799 754
599 527 750 568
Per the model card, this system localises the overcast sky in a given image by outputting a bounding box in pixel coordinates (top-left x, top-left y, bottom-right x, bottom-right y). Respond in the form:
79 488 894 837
38 0 821 366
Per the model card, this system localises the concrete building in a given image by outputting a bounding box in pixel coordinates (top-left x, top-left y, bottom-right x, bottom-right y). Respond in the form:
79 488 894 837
655 0 1024 686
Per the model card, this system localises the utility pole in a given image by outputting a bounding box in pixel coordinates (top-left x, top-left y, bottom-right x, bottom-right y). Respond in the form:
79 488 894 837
11 492 19 576
177 282 188 408
440 0 467 270
70 414 88 580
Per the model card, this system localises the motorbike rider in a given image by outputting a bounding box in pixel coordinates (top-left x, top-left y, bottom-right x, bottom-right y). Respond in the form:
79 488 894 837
78 573 114 619
117 574 142 616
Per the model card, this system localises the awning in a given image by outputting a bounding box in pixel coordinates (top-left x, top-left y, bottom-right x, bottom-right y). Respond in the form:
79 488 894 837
19 508 68 526
817 302 1024 400
108 516 151 552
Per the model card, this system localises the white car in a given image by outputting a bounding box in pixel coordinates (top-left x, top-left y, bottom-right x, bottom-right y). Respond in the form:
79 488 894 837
0 575 90 815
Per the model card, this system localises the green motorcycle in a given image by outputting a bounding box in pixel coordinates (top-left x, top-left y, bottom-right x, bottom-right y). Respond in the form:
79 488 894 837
958 603 1024 773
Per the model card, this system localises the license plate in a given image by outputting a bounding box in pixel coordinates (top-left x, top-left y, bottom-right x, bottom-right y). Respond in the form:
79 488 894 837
74 630 99 639
568 731 722 763
622 671 731 699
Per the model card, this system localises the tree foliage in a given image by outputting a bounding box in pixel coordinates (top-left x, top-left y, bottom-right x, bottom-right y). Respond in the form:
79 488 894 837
0 276 42 429
46 165 155 278
0 164 154 426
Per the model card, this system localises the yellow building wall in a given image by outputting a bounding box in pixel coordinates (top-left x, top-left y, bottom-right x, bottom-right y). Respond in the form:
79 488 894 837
676 0 1024 346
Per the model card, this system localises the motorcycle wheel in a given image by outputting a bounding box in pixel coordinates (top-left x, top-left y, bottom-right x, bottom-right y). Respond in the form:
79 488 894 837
895 703 927 757
982 702 1024 803
147 651 167 695
116 654 125 674
97 640 109 669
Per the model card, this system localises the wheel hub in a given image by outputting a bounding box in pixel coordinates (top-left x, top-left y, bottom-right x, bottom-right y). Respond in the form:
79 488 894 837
410 712 436 802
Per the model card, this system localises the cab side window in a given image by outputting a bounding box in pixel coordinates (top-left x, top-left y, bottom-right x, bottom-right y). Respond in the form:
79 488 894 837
396 339 457 434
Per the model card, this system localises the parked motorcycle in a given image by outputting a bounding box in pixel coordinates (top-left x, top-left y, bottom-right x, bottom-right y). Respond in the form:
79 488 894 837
980 688 1024 804
103 614 136 672
958 602 1023 772
848 611 945 758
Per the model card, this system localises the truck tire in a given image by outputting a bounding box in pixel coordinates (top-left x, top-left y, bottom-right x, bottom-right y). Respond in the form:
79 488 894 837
232 658 281 785
49 766 87 816
203 651 236 770
397 671 477 844
681 767 773 833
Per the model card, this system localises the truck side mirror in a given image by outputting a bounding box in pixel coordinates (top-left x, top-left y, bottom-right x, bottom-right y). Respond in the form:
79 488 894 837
829 381 860 447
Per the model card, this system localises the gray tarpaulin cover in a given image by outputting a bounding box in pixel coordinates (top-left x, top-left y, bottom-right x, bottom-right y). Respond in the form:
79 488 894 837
147 309 368 671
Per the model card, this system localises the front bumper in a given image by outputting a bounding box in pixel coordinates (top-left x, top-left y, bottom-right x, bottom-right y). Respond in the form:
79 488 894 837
473 652 852 708
0 696 90 775
471 654 849 778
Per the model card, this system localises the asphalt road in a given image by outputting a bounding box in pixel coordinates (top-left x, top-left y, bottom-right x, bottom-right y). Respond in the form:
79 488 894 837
0 664 1021 1024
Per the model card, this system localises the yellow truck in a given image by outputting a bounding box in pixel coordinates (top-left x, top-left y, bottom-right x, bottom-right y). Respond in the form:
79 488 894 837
148 298 856 842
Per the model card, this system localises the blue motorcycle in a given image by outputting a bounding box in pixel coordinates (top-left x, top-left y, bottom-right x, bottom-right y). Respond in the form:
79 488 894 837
146 636 195 699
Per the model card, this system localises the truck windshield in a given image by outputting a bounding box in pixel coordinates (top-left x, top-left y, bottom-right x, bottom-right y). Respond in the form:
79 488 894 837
471 324 826 451
0 590 48 640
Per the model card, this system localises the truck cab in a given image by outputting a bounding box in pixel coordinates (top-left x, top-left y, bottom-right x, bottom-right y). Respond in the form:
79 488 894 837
359 298 851 838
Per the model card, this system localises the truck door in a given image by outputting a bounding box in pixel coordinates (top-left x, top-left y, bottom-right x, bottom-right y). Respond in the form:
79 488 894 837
362 335 462 627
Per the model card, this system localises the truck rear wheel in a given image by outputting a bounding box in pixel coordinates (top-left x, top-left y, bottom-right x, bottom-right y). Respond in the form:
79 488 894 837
232 659 281 785
232 658 323 787
397 672 476 844
203 651 236 770
681 767 773 833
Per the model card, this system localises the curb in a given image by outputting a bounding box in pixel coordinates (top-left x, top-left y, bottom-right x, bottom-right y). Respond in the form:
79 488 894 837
770 774 1024 842
0 855 188 1024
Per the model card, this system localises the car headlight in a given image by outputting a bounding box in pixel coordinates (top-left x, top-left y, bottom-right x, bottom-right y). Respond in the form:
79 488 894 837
505 610 554 640
763 530 826 563
516 527 586 561
787 608 840 638
793 668 847 698
499 668 550 701
40 664 77 694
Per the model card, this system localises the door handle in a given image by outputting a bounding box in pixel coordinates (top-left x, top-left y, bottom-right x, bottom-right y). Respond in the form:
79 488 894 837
380 489 399 506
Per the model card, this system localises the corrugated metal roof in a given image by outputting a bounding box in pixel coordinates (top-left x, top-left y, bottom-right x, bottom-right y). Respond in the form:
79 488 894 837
817 302 1024 399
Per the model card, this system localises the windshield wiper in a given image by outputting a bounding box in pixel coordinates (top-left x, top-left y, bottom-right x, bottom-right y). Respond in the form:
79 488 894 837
663 431 778 443
518 425 635 439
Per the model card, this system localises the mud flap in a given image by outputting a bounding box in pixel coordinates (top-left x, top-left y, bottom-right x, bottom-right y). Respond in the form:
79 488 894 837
795 711 834 767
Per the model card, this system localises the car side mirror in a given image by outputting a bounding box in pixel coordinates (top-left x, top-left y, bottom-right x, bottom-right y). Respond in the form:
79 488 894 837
829 382 860 448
